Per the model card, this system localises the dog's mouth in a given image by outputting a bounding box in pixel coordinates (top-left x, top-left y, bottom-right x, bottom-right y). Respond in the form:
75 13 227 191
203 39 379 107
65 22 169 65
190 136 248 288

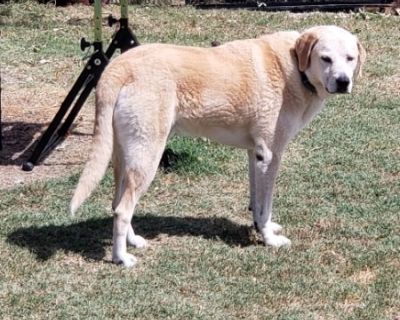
326 89 349 94
325 86 351 95
325 87 335 94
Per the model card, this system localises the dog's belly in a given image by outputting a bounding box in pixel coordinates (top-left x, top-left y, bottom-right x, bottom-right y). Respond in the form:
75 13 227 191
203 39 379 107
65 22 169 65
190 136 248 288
173 122 254 149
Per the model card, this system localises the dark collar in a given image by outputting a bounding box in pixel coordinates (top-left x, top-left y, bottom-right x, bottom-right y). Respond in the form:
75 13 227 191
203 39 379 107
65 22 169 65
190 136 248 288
300 71 317 94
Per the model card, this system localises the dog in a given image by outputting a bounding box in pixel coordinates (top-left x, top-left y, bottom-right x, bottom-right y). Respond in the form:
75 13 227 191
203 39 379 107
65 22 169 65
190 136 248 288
70 25 365 267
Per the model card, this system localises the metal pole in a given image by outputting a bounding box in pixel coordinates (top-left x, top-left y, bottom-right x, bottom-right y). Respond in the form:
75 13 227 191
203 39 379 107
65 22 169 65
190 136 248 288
120 0 128 19
94 0 102 43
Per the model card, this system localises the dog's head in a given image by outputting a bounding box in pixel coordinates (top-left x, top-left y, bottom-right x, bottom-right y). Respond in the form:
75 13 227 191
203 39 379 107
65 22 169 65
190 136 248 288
295 26 366 96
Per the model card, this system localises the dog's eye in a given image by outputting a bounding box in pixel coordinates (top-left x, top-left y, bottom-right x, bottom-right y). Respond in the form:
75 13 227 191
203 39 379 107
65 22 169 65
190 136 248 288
347 56 355 62
321 56 332 63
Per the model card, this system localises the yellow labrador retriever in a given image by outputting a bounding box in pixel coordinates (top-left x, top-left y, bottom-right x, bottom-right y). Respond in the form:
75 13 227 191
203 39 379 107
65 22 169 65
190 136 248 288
71 25 365 267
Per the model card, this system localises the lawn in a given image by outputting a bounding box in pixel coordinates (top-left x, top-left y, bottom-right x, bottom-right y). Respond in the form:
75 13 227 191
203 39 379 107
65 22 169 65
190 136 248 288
0 2 399 319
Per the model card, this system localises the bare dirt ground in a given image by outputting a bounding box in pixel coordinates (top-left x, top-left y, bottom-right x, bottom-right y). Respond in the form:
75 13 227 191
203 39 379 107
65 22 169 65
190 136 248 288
0 66 95 190
0 4 129 190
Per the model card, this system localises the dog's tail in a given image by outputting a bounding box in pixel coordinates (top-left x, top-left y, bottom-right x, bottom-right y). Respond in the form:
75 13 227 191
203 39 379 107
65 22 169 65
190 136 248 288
70 76 120 215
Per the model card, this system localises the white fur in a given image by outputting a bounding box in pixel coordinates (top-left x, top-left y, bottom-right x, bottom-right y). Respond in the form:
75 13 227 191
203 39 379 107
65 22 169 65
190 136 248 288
70 26 364 267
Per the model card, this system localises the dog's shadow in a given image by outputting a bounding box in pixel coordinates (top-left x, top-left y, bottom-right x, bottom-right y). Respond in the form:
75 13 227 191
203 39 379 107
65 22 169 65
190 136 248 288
7 214 258 262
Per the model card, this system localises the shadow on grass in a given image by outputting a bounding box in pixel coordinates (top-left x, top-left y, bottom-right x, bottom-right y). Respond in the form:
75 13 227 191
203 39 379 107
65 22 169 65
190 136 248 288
0 121 93 166
7 214 258 262
0 122 44 165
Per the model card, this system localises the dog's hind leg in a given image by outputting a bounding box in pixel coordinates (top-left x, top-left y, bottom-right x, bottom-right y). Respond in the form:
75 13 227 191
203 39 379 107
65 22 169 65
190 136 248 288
112 168 141 267
112 149 164 267
111 85 175 266
112 140 123 211
113 154 147 250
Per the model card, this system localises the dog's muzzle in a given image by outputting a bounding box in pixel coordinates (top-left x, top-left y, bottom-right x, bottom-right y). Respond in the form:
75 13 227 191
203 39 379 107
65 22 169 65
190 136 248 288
335 74 351 93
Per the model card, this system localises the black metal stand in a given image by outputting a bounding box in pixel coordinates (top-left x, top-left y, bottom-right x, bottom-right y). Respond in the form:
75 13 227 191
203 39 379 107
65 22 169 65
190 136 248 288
0 74 2 151
22 17 139 171
105 18 140 56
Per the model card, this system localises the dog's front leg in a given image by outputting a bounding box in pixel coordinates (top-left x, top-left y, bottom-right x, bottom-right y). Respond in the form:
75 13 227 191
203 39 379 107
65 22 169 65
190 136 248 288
248 150 256 215
253 143 291 247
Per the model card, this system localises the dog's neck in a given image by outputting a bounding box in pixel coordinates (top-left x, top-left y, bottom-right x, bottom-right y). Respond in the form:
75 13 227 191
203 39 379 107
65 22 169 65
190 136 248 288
299 71 317 94
293 49 318 95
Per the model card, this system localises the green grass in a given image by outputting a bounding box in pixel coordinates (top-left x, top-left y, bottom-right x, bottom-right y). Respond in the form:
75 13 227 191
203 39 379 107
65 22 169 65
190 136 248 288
1 2 400 319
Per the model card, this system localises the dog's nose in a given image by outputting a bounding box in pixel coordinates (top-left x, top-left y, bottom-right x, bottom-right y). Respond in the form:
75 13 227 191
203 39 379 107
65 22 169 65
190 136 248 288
336 75 350 93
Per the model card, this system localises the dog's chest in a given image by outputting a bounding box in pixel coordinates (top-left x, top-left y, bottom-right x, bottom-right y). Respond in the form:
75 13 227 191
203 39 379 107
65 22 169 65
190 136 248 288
173 119 254 149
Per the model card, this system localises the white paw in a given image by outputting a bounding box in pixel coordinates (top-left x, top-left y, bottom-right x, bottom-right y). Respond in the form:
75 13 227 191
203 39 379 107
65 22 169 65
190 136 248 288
127 235 148 249
264 234 292 247
112 252 138 267
268 222 283 233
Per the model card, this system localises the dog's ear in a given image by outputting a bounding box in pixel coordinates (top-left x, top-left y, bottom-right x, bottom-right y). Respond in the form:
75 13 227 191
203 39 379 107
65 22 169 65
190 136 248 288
355 41 366 79
295 31 319 72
